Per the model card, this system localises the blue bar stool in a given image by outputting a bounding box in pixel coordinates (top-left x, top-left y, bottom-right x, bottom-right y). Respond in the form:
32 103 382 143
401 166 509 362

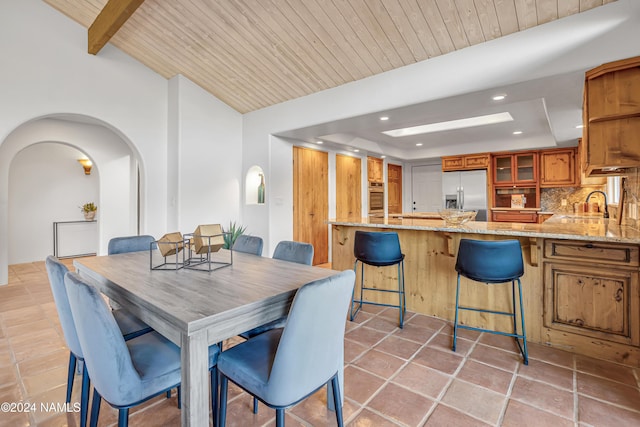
350 231 406 328
452 239 528 364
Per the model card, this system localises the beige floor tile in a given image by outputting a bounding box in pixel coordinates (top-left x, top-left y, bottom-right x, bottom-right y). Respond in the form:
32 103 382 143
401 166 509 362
412 347 464 375
424 404 491 427
343 366 385 404
441 379 506 424
22 366 68 398
578 395 640 426
18 349 69 378
457 360 514 395
347 408 401 426
501 399 574 427
517 358 573 391
391 362 451 399
354 349 405 379
367 382 434 426
576 371 640 410
373 335 421 360
345 326 388 347
575 353 638 386
510 377 573 419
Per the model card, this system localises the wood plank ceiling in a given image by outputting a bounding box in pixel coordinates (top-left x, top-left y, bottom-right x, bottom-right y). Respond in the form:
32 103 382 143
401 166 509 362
44 0 616 114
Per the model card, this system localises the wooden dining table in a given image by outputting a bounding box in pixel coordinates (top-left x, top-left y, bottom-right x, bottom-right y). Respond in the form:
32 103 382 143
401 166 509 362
73 249 342 427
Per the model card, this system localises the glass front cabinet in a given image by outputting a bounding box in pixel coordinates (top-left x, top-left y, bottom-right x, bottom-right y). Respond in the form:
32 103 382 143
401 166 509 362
493 152 537 185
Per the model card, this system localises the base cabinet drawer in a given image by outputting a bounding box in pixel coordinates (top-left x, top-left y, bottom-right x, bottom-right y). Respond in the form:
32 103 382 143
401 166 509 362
544 261 639 345
491 210 537 223
544 239 640 267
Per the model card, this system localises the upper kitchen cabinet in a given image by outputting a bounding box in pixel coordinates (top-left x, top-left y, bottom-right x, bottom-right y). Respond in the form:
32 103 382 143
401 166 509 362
492 151 537 186
583 56 640 176
367 156 383 182
441 153 490 172
540 147 577 188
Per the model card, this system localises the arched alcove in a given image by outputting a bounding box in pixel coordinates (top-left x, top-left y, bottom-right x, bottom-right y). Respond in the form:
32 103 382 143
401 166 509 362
245 165 266 205
0 114 144 285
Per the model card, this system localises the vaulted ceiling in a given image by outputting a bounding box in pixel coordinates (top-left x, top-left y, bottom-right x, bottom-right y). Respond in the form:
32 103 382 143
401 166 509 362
44 0 615 114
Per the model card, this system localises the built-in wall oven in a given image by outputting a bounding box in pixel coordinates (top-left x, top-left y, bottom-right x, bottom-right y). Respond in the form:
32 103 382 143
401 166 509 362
368 182 384 214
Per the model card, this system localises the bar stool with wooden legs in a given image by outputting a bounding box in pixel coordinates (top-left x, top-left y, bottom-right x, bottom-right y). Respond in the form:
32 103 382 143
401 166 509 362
350 231 406 328
452 239 528 364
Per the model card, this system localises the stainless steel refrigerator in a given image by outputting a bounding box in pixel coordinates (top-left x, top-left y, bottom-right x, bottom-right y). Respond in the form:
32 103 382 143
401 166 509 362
442 170 488 221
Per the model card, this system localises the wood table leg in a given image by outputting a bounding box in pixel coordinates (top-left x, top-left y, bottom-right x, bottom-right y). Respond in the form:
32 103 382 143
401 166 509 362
181 330 209 427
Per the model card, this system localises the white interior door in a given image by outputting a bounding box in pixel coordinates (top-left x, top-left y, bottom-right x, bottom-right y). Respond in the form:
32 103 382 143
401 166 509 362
411 165 442 212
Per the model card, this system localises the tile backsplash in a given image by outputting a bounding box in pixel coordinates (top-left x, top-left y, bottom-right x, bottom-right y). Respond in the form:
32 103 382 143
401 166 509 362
541 168 640 228
541 185 605 213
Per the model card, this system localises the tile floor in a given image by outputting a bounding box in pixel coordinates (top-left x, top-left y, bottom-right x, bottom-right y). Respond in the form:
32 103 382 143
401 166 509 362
2 259 640 426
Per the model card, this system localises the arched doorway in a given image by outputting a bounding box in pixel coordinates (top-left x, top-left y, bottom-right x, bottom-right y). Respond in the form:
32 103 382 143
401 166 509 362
0 114 144 285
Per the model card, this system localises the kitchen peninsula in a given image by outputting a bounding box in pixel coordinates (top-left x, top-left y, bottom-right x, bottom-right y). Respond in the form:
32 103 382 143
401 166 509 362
330 215 640 367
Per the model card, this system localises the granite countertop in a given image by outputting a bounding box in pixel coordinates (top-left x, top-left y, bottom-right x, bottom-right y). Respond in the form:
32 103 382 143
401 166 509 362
329 214 640 244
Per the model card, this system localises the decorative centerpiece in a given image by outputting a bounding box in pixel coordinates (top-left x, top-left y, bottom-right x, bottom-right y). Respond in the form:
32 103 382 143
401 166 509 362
438 209 477 226
80 202 97 221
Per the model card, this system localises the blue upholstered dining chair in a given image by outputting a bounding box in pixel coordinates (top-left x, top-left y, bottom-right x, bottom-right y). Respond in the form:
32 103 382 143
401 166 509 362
272 240 314 265
107 235 157 255
218 270 356 427
45 256 153 427
232 235 264 256
63 271 221 427
239 240 314 340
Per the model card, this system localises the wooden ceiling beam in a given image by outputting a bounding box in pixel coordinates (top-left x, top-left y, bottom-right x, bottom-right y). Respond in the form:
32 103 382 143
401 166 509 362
88 0 145 55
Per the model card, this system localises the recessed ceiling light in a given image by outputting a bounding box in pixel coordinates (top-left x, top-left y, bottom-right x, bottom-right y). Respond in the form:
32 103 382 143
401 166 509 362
492 95 506 101
353 149 360 152
381 155 386 158
513 131 523 135
379 116 389 121
316 140 323 144
575 124 584 129
416 143 423 146
382 112 513 137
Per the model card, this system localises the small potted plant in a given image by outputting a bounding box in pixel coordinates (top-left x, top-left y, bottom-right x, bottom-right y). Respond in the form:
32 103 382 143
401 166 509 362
80 202 97 221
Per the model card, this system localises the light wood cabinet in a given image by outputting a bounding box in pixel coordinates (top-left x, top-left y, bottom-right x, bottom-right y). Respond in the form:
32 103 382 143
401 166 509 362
577 138 607 186
493 151 538 185
442 153 490 172
387 163 402 214
336 154 361 219
583 56 640 176
543 240 640 346
540 148 577 188
367 156 383 182
491 210 537 223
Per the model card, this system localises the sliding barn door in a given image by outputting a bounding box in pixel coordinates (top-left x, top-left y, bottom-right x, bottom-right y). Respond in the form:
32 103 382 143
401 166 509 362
293 146 328 265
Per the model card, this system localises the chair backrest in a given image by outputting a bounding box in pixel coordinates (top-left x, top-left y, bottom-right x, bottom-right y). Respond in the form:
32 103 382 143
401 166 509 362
64 271 143 406
353 231 403 266
455 239 524 283
45 256 83 357
232 235 263 256
266 270 355 406
108 235 156 255
272 241 314 265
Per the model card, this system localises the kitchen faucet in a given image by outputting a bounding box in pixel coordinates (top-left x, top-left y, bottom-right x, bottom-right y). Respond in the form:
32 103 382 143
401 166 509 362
585 190 609 218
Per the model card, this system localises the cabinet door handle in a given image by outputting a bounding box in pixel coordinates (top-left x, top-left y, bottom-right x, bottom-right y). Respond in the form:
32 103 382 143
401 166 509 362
584 243 594 248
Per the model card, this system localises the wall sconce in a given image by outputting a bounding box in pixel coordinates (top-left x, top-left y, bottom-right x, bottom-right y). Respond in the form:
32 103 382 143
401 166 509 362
78 158 93 175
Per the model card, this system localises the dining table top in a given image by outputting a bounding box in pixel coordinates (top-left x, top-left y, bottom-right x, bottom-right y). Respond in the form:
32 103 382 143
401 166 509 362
73 249 342 345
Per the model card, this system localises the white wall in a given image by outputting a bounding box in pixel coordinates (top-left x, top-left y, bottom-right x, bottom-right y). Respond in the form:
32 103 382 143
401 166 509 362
9 143 99 263
171 75 243 234
0 0 243 284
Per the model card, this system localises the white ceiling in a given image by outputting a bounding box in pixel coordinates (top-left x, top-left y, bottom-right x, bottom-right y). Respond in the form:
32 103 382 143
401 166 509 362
276 2 639 162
